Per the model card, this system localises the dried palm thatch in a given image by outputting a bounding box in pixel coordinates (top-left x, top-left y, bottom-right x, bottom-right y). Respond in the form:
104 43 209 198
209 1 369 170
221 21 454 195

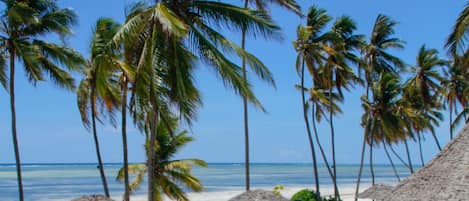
358 184 394 200
383 124 469 201
71 195 114 201
228 189 289 201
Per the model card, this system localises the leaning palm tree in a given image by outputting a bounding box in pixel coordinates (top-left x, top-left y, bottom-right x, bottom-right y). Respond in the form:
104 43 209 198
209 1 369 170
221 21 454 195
239 0 301 191
293 6 344 199
354 73 409 201
321 15 364 200
446 2 469 57
442 53 469 139
359 14 405 187
117 119 207 201
402 45 447 163
293 6 329 199
114 1 280 199
444 2 469 137
77 18 122 198
0 1 84 200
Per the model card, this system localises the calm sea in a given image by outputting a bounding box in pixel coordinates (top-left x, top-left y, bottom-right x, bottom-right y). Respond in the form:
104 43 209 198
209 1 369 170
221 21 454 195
0 163 410 200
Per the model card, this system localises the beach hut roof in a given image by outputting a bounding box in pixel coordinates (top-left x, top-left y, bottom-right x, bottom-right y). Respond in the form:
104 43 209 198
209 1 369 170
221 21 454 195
358 184 394 201
383 124 469 201
71 195 114 201
228 189 289 201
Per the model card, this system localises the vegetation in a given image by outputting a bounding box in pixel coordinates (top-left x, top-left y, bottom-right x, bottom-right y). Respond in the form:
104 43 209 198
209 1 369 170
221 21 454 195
77 18 122 197
1 1 85 200
273 184 285 196
291 189 342 201
2 1 469 201
117 120 206 201
240 0 301 191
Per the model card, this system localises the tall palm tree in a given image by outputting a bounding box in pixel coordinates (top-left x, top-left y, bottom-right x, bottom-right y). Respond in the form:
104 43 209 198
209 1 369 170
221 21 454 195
239 0 301 191
77 18 122 198
404 45 447 150
114 1 280 199
354 73 408 201
402 45 447 164
294 6 342 199
321 16 364 200
442 54 469 139
446 2 469 57
293 6 329 198
117 119 207 201
0 1 84 200
445 2 469 138
359 14 404 187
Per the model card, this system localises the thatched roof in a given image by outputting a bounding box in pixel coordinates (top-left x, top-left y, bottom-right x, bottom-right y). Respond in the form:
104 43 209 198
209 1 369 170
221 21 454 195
383 124 469 201
358 184 394 200
228 189 289 201
71 195 114 201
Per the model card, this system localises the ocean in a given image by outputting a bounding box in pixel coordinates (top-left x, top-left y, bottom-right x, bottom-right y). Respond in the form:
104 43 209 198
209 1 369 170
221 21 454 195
0 163 410 201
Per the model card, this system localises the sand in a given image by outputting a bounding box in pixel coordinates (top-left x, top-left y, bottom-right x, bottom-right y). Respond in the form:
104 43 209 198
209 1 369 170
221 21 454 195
111 185 373 201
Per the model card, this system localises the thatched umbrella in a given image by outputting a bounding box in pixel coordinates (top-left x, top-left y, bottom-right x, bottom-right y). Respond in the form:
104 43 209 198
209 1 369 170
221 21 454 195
383 124 469 201
228 190 289 201
71 195 114 201
358 184 394 201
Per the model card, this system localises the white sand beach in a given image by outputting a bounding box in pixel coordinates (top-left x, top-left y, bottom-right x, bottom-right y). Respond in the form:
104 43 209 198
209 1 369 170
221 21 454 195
107 185 373 201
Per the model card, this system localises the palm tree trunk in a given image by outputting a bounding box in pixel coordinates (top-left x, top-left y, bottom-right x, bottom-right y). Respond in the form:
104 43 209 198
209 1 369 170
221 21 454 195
121 79 130 201
311 102 336 194
241 0 250 192
148 88 159 201
90 90 110 197
389 144 410 169
354 136 367 201
369 140 375 185
404 140 414 174
329 82 340 201
9 48 24 201
430 130 441 151
382 142 400 182
449 106 453 140
301 61 320 199
417 132 424 167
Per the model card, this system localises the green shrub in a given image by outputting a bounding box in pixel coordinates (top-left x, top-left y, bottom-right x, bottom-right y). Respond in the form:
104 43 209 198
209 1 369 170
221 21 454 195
290 189 342 201
273 184 285 196
290 189 320 201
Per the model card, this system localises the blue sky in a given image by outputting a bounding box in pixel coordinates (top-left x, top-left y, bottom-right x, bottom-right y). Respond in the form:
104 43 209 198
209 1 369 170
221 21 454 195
0 0 465 164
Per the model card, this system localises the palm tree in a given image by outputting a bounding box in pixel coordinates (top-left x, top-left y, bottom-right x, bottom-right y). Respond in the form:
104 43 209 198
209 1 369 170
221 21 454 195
446 2 469 57
293 6 329 198
77 18 122 198
442 54 469 139
359 14 404 187
239 0 301 191
0 1 84 200
117 119 206 201
445 3 469 138
402 45 447 166
294 6 342 199
321 16 364 200
295 46 321 201
354 73 408 201
405 45 446 149
114 2 280 199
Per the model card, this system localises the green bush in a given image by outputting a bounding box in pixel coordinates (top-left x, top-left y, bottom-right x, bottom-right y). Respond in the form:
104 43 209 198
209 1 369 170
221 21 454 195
290 189 320 201
290 189 342 201
273 184 285 196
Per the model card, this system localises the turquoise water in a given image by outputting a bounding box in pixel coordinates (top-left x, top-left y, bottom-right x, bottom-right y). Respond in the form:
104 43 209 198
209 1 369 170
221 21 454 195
0 163 410 200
